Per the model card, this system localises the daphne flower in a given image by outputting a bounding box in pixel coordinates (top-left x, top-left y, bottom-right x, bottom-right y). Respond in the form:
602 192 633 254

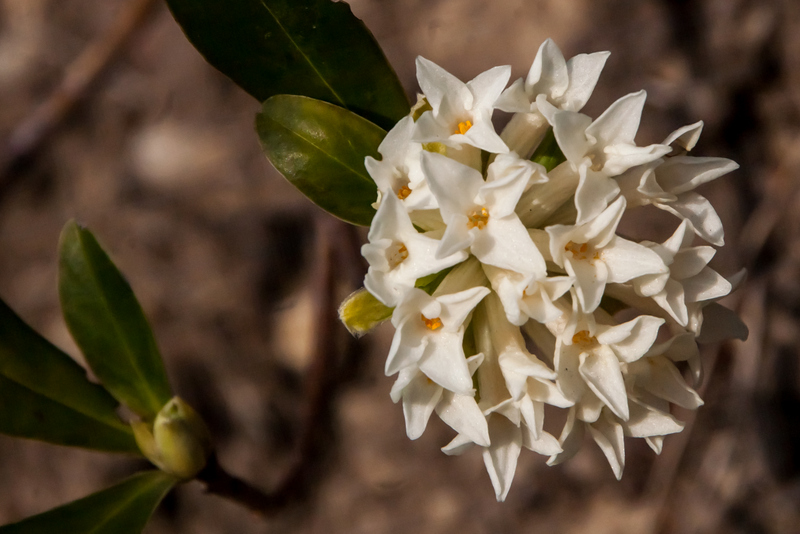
627 339 704 411
633 220 732 326
386 286 490 394
688 268 749 343
422 152 546 277
362 193 468 307
497 38 609 114
483 263 572 325
554 313 665 422
547 197 668 313
617 155 737 246
365 116 436 211
390 353 489 446
495 39 610 157
539 91 671 223
413 57 510 154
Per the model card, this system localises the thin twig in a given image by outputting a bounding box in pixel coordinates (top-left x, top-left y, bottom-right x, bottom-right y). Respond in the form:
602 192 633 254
196 454 280 515
0 0 158 187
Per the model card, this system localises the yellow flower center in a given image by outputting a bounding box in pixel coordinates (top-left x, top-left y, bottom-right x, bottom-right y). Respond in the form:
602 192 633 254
587 152 604 172
387 242 409 269
565 241 600 261
455 120 473 135
397 185 412 200
467 207 490 229
421 315 443 331
572 330 596 347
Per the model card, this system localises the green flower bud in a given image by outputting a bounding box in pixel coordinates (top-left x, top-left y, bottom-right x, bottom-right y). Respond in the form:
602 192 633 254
338 288 393 337
132 396 212 480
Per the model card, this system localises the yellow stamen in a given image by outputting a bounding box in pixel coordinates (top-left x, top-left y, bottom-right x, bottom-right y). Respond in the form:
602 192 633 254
467 207 490 229
587 152 604 172
455 120 473 135
387 243 409 269
565 241 593 260
572 330 596 346
397 185 412 200
421 314 443 331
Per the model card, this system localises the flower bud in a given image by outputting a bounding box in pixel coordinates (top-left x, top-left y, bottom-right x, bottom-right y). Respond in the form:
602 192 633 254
338 288 393 337
132 396 212 479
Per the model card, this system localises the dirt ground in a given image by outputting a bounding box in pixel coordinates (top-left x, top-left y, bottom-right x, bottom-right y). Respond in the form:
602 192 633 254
1 0 799 532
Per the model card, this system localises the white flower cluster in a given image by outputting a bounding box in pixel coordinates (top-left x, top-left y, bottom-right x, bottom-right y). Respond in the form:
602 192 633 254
359 39 746 501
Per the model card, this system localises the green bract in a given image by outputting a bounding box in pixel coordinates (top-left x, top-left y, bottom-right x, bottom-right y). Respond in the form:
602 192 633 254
257 95 386 226
165 0 409 129
338 288 393 336
58 221 172 419
0 471 176 534
0 298 139 453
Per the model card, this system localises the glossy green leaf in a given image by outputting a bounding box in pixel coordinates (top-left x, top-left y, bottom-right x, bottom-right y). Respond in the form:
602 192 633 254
257 95 385 226
0 298 139 453
165 0 409 129
58 222 172 418
0 471 176 533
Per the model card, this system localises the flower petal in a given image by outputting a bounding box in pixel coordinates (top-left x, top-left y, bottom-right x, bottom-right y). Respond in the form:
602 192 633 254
436 391 491 447
562 51 610 111
586 90 646 147
579 345 629 420
416 56 467 113
482 415 523 502
588 410 625 480
602 236 668 284
467 65 512 111
657 192 725 246
401 373 444 439
547 407 585 466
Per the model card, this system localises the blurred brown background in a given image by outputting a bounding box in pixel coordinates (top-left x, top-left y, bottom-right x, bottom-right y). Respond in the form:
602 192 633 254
0 0 798 532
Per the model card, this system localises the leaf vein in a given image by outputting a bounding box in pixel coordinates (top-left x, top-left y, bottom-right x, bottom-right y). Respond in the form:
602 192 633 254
258 0 346 107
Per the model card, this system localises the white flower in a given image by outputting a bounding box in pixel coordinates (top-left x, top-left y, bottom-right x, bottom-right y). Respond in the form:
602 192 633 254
362 193 468 307
626 332 705 408
422 152 546 277
617 121 738 246
547 196 668 313
483 263 572 326
617 155 738 246
633 219 732 326
495 39 609 157
539 91 671 223
365 116 436 211
554 313 665 422
413 57 510 154
390 353 490 446
496 38 610 114
688 268 749 344
385 286 490 395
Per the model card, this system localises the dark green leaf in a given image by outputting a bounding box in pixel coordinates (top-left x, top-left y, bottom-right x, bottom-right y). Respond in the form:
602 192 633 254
165 0 409 129
0 298 139 453
0 471 176 534
257 95 385 226
58 222 172 418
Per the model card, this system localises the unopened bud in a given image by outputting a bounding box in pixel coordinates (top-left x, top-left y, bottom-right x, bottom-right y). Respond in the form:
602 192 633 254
132 396 212 479
338 288 393 337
